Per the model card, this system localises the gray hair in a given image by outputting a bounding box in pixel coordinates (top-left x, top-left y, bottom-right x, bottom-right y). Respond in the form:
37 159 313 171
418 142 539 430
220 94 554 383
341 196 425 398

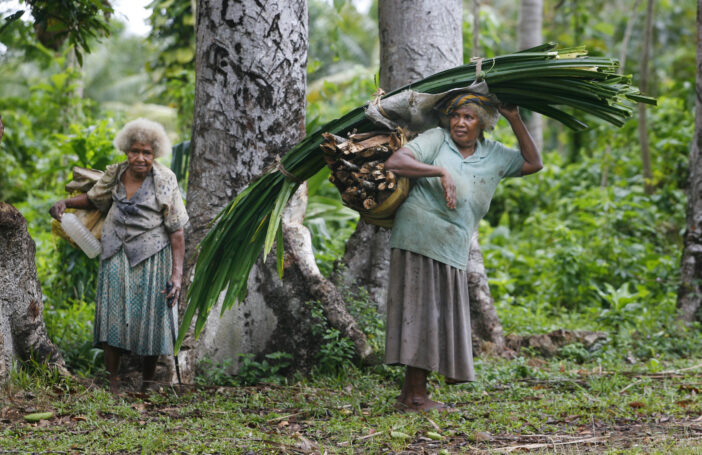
113 118 171 158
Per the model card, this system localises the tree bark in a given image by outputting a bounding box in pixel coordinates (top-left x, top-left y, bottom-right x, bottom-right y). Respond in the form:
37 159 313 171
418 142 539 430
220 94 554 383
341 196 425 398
518 0 544 150
677 0 702 323
177 0 309 380
0 203 67 381
176 0 369 380
472 0 480 58
639 0 655 195
338 0 507 352
467 232 506 350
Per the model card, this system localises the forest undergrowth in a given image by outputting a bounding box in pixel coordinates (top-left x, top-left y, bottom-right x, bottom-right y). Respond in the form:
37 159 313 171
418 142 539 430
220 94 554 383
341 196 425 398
4 354 702 454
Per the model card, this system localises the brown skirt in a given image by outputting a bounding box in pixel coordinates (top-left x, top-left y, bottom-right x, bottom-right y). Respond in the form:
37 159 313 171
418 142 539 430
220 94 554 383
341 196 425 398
385 248 475 382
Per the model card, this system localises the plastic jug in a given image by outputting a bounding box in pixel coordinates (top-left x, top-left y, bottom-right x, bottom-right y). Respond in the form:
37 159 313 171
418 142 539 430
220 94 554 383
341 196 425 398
61 212 101 258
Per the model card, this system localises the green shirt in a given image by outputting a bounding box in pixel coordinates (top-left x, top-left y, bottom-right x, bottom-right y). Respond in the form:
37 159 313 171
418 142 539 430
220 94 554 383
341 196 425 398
390 127 524 270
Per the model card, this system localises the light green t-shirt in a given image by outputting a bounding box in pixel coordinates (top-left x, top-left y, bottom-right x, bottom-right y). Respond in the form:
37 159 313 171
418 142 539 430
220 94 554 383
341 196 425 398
389 127 524 270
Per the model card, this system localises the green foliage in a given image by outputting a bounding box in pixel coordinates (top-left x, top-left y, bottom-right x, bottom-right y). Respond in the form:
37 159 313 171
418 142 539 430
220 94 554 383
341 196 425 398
345 287 386 355
43 299 102 374
237 352 293 386
196 353 294 387
21 0 112 64
308 0 378 83
304 167 358 276
146 0 195 83
481 93 692 352
308 300 356 376
557 342 592 363
146 0 195 136
194 357 237 387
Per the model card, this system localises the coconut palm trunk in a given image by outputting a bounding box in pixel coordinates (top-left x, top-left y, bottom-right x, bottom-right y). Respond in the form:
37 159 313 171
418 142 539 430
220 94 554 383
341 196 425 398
518 0 544 150
178 0 319 379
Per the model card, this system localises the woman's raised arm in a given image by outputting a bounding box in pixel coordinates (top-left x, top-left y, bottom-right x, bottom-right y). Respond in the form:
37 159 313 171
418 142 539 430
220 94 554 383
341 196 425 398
498 104 543 176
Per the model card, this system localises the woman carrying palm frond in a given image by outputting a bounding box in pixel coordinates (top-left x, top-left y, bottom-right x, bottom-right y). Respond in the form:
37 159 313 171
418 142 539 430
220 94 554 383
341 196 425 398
384 93 542 412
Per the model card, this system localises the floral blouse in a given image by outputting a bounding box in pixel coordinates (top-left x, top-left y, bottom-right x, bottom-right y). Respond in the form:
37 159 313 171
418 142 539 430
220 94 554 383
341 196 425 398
87 161 189 266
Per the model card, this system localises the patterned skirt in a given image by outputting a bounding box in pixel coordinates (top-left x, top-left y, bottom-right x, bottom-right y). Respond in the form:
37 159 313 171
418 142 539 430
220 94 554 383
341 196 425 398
94 245 174 356
385 248 475 382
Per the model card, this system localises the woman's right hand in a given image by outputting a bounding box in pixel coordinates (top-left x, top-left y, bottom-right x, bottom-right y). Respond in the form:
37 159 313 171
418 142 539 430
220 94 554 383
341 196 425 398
440 169 456 210
49 200 67 221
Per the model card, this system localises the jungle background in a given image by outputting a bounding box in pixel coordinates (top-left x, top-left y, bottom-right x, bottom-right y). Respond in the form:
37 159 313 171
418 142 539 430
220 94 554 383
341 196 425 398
1 0 701 453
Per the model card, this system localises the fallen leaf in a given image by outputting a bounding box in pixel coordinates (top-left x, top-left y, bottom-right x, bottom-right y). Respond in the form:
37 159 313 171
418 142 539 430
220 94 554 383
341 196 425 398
71 415 87 422
680 385 701 394
278 420 289 428
474 431 492 442
296 434 317 451
24 412 53 422
390 431 411 440
676 400 693 408
628 401 646 409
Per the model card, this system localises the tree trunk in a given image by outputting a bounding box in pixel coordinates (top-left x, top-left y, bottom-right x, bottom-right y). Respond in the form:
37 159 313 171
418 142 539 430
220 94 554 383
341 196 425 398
518 0 543 150
338 0 507 352
467 232 506 351
0 203 67 381
177 0 309 380
176 0 369 380
472 0 480 58
618 0 643 76
677 0 702 323
639 0 655 195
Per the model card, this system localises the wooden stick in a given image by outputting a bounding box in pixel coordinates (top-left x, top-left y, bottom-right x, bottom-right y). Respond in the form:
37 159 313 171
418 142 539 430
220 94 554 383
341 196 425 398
337 431 384 446
492 436 606 453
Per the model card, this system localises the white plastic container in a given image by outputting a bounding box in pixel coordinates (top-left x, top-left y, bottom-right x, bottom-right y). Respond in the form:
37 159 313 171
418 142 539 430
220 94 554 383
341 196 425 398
61 212 102 259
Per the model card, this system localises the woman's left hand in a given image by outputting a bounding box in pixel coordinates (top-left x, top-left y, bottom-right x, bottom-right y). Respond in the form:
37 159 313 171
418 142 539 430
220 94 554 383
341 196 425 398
498 103 520 122
165 277 182 307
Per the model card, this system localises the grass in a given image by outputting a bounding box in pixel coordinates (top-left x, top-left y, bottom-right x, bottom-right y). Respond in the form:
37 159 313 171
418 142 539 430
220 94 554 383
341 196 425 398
3 356 702 454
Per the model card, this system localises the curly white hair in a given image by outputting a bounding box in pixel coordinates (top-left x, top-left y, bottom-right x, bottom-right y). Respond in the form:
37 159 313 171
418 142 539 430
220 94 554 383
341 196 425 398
113 118 171 158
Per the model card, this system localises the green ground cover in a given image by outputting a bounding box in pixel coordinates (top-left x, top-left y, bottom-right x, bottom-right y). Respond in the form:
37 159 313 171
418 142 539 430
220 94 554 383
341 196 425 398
4 356 702 454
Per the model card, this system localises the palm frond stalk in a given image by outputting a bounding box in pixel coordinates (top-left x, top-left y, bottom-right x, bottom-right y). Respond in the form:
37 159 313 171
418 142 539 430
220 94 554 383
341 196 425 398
176 43 656 350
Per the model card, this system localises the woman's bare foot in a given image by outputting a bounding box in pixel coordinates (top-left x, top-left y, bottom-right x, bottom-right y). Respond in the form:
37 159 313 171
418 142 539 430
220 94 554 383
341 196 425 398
141 380 159 394
395 395 453 412
109 377 121 395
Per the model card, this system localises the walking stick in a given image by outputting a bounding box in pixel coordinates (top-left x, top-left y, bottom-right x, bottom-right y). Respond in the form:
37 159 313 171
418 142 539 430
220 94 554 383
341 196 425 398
166 282 183 388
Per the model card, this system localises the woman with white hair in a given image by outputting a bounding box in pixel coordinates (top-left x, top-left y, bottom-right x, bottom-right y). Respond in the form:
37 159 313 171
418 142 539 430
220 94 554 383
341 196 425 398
50 118 188 393
384 93 542 411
